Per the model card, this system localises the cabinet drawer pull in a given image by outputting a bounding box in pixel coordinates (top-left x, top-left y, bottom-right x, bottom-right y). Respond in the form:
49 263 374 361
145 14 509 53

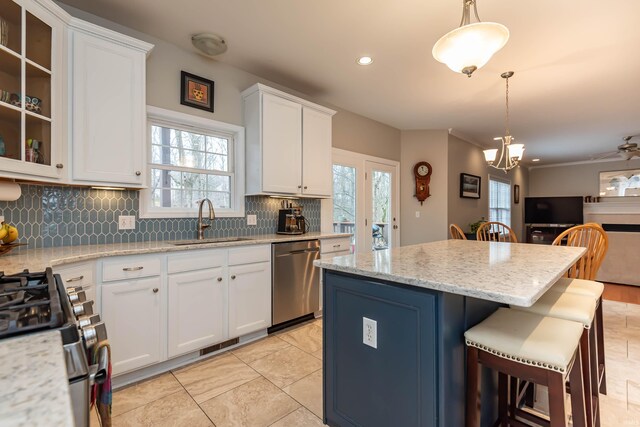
152 288 159 293
217 277 223 282
56 163 64 169
123 266 144 271
66 275 84 283
230 275 236 280
135 171 141 176
333 244 341 248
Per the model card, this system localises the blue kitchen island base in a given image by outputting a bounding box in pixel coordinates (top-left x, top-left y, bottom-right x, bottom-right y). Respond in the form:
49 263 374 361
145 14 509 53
323 270 500 427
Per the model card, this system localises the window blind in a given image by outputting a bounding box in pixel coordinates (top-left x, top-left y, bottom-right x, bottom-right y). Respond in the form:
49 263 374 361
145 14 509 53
489 178 511 227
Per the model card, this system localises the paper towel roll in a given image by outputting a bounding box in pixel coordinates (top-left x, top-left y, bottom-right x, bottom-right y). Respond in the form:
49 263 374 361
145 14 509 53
0 182 21 201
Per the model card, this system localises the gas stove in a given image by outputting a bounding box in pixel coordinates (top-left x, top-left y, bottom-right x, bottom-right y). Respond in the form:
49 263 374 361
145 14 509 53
0 268 108 427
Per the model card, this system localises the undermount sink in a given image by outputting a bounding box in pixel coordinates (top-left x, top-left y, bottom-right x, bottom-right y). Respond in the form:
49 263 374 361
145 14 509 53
170 237 255 246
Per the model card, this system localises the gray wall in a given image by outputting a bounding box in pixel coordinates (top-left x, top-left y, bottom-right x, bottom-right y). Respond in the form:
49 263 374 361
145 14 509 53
529 159 640 197
447 135 489 235
400 130 449 245
59 3 400 160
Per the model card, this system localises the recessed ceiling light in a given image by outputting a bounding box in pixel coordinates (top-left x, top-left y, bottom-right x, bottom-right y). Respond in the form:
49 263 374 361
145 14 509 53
531 158 540 162
357 56 373 65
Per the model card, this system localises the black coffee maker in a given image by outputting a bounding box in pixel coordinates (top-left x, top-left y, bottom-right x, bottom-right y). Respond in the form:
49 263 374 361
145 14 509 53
277 203 307 235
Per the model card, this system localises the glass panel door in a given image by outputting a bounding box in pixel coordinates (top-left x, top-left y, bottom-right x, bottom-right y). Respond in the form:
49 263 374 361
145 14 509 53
365 162 398 251
332 164 357 252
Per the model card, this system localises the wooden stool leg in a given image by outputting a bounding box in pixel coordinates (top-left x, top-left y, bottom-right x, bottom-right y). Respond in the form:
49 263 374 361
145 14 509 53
589 327 601 427
595 299 607 395
569 350 587 427
466 346 480 427
579 329 593 425
498 372 508 426
509 376 518 418
548 370 568 427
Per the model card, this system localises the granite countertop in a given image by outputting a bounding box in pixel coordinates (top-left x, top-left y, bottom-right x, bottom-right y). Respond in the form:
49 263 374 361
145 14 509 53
0 331 74 427
0 232 352 275
314 239 586 307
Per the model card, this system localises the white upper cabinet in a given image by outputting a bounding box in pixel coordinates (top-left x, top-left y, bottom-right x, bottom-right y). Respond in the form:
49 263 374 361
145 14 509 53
69 21 153 187
242 83 336 198
0 0 66 181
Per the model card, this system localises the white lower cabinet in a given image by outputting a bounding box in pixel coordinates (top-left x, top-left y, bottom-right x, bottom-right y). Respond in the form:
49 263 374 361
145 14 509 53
228 261 271 337
101 276 162 375
167 267 227 358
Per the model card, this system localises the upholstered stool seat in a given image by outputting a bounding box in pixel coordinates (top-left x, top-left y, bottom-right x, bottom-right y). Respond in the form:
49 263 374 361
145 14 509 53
511 291 597 328
551 277 604 299
465 308 588 427
465 308 584 373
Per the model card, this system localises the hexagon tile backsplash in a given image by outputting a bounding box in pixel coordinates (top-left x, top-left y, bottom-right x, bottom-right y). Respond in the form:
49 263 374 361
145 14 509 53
0 184 321 249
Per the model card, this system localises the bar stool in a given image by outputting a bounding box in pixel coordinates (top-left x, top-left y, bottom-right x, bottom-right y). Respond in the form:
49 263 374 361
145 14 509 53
465 308 587 427
551 223 609 395
512 291 600 427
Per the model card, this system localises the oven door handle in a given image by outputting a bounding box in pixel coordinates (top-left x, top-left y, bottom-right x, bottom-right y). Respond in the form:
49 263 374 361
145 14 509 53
89 345 110 386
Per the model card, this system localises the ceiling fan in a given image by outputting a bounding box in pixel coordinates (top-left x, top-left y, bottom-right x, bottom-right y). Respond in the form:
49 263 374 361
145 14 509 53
593 135 640 160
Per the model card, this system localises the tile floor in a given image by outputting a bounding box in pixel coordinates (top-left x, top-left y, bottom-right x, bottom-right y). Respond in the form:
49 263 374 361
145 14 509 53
94 301 640 427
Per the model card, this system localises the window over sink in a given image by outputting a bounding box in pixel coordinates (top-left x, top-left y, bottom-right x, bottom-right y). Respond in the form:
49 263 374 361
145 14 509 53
141 107 245 218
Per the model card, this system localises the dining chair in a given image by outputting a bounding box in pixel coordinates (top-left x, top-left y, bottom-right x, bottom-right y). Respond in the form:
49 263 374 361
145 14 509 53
476 221 517 243
449 224 467 240
552 223 608 281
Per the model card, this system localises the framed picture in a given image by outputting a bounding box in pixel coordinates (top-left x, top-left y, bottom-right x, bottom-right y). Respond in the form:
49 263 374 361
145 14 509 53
514 184 520 204
599 168 640 197
460 173 481 199
180 71 214 112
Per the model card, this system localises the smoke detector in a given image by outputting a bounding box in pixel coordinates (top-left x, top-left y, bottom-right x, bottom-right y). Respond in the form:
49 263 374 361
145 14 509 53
191 33 227 57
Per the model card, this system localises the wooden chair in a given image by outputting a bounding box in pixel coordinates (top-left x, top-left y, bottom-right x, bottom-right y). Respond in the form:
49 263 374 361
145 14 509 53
449 224 467 240
476 221 518 243
552 223 609 395
552 223 608 281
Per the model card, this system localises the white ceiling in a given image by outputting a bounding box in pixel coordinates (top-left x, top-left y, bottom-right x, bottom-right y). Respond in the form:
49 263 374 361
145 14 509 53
58 0 640 165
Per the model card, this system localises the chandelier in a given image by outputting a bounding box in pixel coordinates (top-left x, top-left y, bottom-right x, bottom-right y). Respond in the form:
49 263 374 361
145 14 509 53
483 71 524 172
432 0 509 78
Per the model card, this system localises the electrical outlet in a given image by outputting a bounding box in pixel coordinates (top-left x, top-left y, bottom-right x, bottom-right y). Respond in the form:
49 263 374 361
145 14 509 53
415 211 420 218
362 317 377 349
118 215 136 230
247 214 257 226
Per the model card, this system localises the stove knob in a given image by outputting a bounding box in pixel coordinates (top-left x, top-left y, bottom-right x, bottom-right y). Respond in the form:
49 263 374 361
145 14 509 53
66 286 83 293
77 314 101 329
72 300 94 317
68 290 87 304
82 322 108 349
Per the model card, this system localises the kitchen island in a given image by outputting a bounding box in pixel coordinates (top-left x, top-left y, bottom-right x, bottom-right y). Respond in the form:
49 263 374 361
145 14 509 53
314 239 585 427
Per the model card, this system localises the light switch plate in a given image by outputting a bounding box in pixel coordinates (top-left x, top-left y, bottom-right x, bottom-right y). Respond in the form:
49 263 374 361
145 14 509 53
247 214 257 226
118 215 136 230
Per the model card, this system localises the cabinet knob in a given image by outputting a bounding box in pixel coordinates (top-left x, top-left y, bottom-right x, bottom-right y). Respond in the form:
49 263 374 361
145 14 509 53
217 277 223 282
304 186 308 190
56 164 64 169
230 275 236 280
135 171 141 176
152 288 159 293
297 185 302 189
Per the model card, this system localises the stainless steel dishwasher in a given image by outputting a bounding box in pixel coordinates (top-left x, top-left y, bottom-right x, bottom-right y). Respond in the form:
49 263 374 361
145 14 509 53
272 239 320 325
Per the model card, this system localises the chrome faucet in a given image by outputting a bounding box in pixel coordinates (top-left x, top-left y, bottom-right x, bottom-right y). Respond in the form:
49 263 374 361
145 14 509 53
197 198 216 240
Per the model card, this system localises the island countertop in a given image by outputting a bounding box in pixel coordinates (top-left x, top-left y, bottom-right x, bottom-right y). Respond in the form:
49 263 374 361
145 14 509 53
314 239 586 307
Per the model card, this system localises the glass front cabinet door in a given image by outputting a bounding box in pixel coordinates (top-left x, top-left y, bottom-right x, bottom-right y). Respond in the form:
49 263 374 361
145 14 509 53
0 0 65 180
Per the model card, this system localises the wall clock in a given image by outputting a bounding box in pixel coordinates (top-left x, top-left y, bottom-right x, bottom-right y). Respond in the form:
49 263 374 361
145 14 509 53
413 161 432 205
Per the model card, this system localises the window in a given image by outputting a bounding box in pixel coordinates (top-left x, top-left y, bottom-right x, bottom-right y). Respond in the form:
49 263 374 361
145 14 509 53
489 177 511 227
142 107 245 218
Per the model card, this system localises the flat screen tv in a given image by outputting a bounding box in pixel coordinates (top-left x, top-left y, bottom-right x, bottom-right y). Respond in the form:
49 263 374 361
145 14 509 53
524 196 584 225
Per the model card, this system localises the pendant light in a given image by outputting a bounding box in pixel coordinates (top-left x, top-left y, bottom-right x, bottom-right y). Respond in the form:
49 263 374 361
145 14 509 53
432 0 509 77
483 71 524 172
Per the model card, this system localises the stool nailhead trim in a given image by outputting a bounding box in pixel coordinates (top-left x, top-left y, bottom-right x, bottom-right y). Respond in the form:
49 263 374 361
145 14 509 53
465 340 566 374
